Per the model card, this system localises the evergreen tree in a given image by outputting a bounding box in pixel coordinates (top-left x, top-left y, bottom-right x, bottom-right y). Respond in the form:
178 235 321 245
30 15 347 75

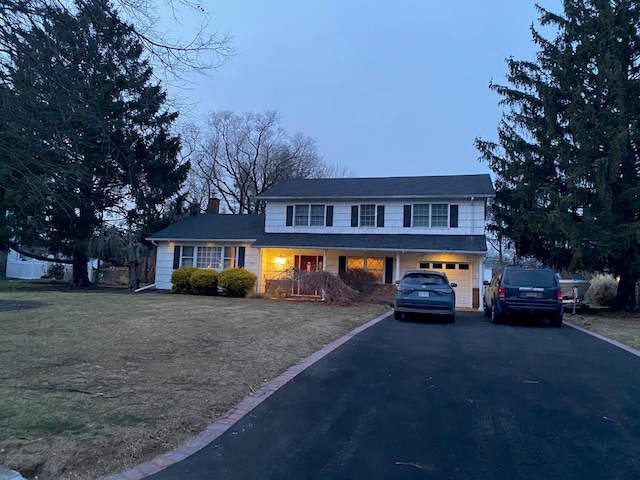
2 0 188 286
477 0 640 308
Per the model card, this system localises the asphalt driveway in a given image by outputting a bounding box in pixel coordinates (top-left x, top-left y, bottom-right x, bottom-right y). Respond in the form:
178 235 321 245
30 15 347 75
147 311 640 480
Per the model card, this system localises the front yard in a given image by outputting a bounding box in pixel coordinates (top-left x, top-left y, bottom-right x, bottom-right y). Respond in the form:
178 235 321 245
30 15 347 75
0 283 388 479
0 280 638 479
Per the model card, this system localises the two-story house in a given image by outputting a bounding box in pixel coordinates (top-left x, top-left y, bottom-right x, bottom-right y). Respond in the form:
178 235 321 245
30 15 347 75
148 174 495 309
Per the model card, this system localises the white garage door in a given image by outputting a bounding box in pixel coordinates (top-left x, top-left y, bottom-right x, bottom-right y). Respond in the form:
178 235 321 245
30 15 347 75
418 261 472 308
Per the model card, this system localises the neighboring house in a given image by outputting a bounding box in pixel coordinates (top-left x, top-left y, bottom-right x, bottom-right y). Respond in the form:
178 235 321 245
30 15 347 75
148 174 495 309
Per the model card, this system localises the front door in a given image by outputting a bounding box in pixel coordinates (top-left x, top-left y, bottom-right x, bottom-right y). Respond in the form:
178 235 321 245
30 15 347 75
293 255 323 295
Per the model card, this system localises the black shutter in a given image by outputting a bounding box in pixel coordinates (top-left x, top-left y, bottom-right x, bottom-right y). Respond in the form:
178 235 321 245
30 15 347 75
376 205 385 227
338 256 347 278
286 206 294 226
385 257 393 284
326 205 334 226
403 205 412 227
237 247 246 268
172 245 181 269
450 204 459 228
351 206 359 227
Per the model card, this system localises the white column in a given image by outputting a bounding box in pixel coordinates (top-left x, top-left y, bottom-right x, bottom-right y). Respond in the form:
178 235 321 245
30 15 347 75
395 253 401 281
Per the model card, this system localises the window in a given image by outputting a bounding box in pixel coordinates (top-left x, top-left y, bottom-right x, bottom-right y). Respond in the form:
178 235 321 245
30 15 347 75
346 256 383 282
181 246 194 267
360 204 376 226
413 203 449 227
419 261 430 269
294 204 309 226
197 246 222 268
431 204 448 227
180 246 236 270
294 204 325 226
413 204 430 227
310 205 325 226
459 264 470 270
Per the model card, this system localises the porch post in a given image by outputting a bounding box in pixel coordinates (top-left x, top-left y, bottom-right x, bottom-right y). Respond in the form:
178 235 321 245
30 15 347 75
395 253 401 281
323 250 328 271
256 247 263 293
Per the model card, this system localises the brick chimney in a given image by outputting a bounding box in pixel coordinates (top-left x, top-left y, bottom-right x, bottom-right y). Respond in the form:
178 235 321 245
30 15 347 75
206 197 220 214
189 202 200 216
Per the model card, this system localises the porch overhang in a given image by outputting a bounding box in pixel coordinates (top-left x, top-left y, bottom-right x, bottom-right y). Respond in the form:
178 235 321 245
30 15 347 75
253 233 488 254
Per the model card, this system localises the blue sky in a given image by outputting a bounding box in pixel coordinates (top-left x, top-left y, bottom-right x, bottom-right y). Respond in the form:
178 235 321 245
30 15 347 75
174 0 563 178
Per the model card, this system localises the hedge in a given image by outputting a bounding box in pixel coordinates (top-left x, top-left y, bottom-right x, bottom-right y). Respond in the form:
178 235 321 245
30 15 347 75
171 266 197 294
190 269 219 296
218 268 257 297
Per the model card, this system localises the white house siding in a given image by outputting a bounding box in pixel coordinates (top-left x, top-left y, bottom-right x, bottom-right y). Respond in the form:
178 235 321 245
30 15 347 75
264 200 485 236
154 241 260 291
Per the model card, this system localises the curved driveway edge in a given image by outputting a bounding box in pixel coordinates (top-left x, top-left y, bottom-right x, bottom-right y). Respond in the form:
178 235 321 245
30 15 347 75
98 310 392 480
566 320 640 358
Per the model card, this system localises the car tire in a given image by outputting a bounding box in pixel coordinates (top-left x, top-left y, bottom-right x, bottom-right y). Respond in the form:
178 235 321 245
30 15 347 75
551 314 563 328
491 302 502 324
394 310 402 320
447 314 455 324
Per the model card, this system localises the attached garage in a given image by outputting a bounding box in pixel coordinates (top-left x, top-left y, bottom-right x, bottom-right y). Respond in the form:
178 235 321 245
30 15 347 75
419 261 473 308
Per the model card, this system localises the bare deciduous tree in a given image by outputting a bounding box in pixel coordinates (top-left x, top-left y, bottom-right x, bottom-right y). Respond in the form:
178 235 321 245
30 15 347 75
185 110 348 214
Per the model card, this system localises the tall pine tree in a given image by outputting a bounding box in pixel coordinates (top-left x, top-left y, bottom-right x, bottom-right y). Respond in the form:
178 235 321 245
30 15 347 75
477 0 640 308
3 0 188 286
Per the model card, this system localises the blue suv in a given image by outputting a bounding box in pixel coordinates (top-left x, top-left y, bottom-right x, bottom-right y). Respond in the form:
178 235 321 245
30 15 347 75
483 266 564 327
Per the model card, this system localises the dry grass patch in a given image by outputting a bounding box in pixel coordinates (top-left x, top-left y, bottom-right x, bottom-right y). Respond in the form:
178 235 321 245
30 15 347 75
569 309 640 351
0 289 389 479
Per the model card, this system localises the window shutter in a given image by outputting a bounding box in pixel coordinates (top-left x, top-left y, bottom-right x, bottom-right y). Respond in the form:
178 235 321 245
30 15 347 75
326 205 334 227
286 206 294 226
376 205 385 227
403 205 412 227
450 204 459 228
237 246 246 268
338 256 347 278
172 245 180 269
384 257 393 284
351 206 359 227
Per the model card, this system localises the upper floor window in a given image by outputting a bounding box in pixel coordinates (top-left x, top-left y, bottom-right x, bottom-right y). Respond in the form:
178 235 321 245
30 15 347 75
406 203 458 228
359 204 376 227
294 204 325 226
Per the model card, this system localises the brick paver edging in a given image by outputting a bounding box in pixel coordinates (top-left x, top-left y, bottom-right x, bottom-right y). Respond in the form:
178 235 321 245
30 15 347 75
565 320 640 358
98 310 392 480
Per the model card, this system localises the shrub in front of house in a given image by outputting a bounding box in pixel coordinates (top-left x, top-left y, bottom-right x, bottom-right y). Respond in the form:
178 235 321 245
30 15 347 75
171 266 197 294
343 268 377 295
586 275 618 306
218 268 257 297
190 269 219 295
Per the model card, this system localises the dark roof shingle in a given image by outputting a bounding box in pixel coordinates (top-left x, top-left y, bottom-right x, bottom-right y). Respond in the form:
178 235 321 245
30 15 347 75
258 174 494 200
148 214 265 241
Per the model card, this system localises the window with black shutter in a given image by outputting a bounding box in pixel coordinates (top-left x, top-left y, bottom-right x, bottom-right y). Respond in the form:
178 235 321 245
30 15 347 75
403 205 412 227
326 205 334 227
376 205 385 227
351 206 359 227
450 204 459 228
286 205 294 226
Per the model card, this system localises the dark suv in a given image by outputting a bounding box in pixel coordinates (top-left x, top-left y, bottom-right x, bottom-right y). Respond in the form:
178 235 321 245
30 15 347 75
483 266 563 327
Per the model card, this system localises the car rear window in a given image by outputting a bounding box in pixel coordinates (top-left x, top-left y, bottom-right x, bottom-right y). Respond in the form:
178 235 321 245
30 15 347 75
503 270 558 288
403 274 445 285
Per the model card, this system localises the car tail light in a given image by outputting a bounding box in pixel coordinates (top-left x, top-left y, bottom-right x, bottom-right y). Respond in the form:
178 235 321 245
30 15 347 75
557 289 563 300
396 285 412 293
498 286 505 299
434 288 453 294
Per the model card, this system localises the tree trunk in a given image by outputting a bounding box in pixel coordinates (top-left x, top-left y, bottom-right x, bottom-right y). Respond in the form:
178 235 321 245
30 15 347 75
129 261 140 290
614 271 637 310
72 251 91 287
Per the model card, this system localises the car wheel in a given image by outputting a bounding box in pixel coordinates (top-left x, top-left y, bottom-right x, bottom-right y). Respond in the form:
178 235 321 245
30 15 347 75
394 310 402 320
551 314 563 328
447 314 456 324
491 302 502 324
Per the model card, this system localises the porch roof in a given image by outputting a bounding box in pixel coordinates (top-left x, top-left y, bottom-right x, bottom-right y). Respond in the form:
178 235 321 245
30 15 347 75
253 233 488 254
